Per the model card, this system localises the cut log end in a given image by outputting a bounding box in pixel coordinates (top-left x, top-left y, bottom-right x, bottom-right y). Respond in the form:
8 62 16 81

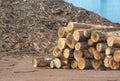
52 47 62 57
88 47 95 55
109 58 119 70
63 48 70 59
73 30 80 41
71 60 78 69
50 60 54 69
75 42 80 50
91 31 99 42
53 58 61 69
91 59 102 70
107 37 114 47
74 50 83 61
58 27 67 38
104 56 112 68
67 22 74 31
57 38 66 50
113 50 120 62
77 58 86 70
96 43 108 52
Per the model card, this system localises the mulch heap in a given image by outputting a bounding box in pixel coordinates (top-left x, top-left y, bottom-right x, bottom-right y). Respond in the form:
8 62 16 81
0 0 120 56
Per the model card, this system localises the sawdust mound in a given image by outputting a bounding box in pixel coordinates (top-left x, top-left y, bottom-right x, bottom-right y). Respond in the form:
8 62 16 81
0 0 120 56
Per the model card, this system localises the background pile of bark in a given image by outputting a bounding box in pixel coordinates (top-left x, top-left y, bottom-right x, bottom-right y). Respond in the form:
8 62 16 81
0 0 120 56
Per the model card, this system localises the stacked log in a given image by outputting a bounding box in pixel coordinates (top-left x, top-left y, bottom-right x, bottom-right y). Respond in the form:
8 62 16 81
33 22 120 70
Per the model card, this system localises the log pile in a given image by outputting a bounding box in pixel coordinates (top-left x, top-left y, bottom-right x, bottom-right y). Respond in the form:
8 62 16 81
33 22 120 70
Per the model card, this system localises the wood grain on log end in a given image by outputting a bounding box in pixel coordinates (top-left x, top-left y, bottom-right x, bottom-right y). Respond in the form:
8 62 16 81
77 57 86 70
57 38 66 50
113 50 120 62
74 50 83 61
71 60 78 69
109 58 119 70
58 27 68 38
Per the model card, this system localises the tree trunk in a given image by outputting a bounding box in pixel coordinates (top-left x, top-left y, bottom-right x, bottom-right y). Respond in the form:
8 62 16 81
73 50 83 61
108 57 120 70
58 27 68 38
96 43 108 53
107 36 120 47
66 33 75 49
113 50 120 62
57 38 66 50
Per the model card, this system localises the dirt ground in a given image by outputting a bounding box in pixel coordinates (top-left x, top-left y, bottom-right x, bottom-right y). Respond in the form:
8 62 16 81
0 54 120 81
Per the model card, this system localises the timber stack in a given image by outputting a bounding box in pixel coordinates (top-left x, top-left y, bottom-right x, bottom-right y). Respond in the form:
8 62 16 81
33 22 120 70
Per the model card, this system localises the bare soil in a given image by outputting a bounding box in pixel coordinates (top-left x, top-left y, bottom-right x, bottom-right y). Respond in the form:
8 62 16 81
0 54 120 81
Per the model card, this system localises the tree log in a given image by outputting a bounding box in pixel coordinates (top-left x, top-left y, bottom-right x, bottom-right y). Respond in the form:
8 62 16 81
62 48 70 59
71 60 78 69
93 51 105 60
66 33 75 49
57 38 66 50
73 30 87 41
91 59 102 70
104 56 112 68
88 47 95 55
73 50 83 61
83 50 93 59
50 60 55 69
32 57 52 67
58 27 68 38
75 42 81 50
109 57 119 70
96 43 108 52
88 39 94 46
113 50 120 62
107 36 120 47
53 58 62 69
52 46 62 57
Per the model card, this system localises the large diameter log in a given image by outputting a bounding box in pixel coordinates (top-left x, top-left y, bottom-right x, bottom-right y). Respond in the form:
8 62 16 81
91 59 102 70
58 27 68 38
109 57 119 70
71 60 78 69
93 51 105 60
66 33 75 49
73 50 83 61
104 56 112 68
107 36 120 47
78 58 92 70
96 43 108 52
57 38 66 50
73 30 86 41
32 57 52 67
113 50 120 62
52 46 62 57
50 60 55 69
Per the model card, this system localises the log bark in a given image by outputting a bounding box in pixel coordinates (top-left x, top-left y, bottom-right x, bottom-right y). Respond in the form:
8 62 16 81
83 30 91 39
57 38 66 50
73 30 86 41
71 60 78 69
109 57 120 70
91 59 102 70
107 36 120 47
52 46 62 57
83 50 93 59
104 56 112 68
67 22 113 31
32 57 52 67
66 33 75 49
113 50 120 62
58 27 68 38
96 43 108 52
73 50 83 61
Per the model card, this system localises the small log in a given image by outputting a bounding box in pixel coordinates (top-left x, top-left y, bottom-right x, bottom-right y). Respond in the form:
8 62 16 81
77 57 86 70
75 42 81 50
32 57 52 67
88 47 95 55
88 39 94 46
67 22 112 31
73 50 83 61
91 31 106 43
50 60 55 69
52 46 62 57
71 60 78 69
109 57 120 70
96 43 108 52
73 30 86 41
91 59 102 70
58 27 68 38
66 33 75 49
83 30 91 39
57 38 66 50
78 58 92 70
105 47 119 56
62 48 70 59
107 36 120 47
113 50 120 62
93 51 105 60
104 56 112 68
83 50 93 59
53 58 62 69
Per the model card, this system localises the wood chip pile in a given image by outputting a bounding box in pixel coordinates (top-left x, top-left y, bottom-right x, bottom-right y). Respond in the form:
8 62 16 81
33 22 120 70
